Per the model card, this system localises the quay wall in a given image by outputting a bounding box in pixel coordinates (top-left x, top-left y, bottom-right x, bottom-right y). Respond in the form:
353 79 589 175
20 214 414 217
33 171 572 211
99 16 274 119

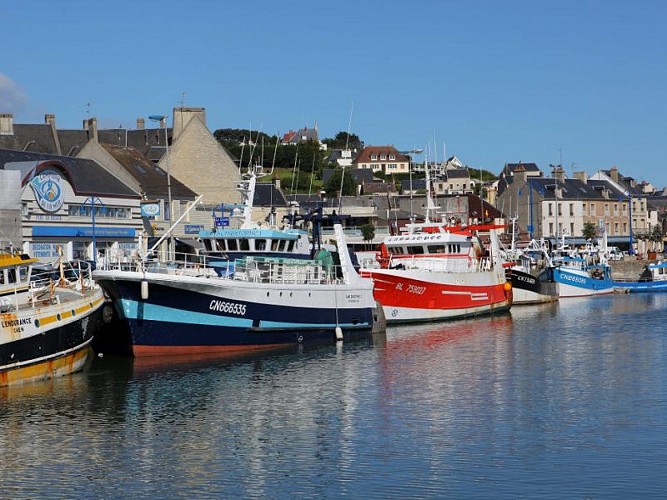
608 257 656 280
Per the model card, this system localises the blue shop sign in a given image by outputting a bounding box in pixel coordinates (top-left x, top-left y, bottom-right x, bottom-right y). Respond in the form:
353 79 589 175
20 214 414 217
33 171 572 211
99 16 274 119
32 226 136 238
215 216 230 227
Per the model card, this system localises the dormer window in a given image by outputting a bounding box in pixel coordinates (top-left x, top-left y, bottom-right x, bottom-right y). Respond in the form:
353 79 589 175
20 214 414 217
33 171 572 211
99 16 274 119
371 154 378 161
380 154 387 160
389 154 395 160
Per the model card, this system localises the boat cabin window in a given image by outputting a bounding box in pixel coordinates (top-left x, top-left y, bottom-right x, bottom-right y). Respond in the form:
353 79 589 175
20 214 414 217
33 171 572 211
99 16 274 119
203 240 214 252
256 239 267 251
407 245 425 254
228 239 238 251
271 239 280 251
427 244 447 254
240 239 250 251
287 240 295 252
388 247 404 255
0 270 4 284
448 244 462 253
19 266 29 284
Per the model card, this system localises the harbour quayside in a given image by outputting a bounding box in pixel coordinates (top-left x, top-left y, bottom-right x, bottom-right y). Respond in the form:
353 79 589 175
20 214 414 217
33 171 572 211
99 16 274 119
613 259 667 293
358 163 512 323
93 204 386 357
0 249 104 386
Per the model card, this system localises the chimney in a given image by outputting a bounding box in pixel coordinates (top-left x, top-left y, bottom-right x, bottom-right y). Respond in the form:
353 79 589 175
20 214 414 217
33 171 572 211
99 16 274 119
514 164 527 184
573 171 588 184
0 113 14 135
45 113 62 155
609 166 619 183
83 117 99 142
137 118 145 130
173 107 206 141
554 165 566 183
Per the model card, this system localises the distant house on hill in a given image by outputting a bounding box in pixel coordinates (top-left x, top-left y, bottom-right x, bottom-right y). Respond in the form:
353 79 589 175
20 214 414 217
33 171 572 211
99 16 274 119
353 145 410 174
281 124 321 146
327 148 357 167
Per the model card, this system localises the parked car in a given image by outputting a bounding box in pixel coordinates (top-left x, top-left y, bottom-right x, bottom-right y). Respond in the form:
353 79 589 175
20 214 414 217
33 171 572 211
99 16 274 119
608 246 624 261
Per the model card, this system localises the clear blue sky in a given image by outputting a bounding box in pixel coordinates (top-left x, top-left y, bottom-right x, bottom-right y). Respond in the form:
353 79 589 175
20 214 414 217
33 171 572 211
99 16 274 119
2 1 666 187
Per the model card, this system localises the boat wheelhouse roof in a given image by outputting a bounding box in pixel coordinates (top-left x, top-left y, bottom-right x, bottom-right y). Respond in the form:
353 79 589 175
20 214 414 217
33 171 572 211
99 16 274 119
0 251 38 268
198 228 306 239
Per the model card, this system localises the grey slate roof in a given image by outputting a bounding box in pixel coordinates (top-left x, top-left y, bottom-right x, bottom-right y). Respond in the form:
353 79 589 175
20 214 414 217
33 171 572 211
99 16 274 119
523 177 627 201
401 178 427 191
445 168 470 179
100 143 196 199
0 148 140 199
254 183 288 207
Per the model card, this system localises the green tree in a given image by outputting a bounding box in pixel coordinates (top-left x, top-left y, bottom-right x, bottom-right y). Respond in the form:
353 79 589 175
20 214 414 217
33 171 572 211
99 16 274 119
322 131 363 151
324 168 356 197
649 224 663 250
582 221 597 241
360 223 376 249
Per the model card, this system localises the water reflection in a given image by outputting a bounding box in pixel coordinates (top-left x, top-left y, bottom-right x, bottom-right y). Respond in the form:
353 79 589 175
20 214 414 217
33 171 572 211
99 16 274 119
2 296 667 498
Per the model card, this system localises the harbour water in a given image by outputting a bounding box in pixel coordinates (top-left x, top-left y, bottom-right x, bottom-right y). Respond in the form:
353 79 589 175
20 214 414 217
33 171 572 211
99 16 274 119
2 294 667 498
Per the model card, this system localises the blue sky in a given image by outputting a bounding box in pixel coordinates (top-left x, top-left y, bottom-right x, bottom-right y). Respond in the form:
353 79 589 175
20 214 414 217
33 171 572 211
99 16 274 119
2 1 666 186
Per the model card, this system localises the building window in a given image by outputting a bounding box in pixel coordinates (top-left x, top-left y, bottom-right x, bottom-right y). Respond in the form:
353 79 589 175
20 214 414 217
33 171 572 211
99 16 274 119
569 203 574 216
371 154 377 161
548 203 553 216
389 154 396 160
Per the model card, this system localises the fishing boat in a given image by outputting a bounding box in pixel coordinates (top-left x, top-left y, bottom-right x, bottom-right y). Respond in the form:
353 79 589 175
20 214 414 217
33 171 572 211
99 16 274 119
551 254 615 297
550 230 616 298
196 169 310 276
93 223 385 357
358 166 511 323
501 221 559 305
613 260 667 293
505 244 559 305
0 250 105 386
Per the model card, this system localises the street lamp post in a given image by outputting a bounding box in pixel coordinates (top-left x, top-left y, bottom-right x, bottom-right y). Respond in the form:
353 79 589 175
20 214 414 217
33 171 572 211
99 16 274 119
149 114 173 260
84 196 104 266
628 194 634 256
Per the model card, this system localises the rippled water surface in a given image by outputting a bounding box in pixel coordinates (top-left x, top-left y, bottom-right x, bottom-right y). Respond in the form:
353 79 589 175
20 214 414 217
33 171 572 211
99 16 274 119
3 294 667 498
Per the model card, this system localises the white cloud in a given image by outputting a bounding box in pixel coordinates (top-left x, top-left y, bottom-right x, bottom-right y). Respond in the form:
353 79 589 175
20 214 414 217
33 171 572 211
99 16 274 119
0 73 27 111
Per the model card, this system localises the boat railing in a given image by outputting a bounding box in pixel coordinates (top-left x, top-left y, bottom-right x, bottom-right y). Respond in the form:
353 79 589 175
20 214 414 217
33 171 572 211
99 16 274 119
99 250 214 276
389 255 485 273
231 257 341 285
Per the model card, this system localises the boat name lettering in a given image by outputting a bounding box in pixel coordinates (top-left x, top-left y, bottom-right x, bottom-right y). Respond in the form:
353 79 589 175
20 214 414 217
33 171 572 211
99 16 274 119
561 273 587 284
1 317 32 328
407 284 426 295
346 293 362 302
209 300 247 316
517 275 536 285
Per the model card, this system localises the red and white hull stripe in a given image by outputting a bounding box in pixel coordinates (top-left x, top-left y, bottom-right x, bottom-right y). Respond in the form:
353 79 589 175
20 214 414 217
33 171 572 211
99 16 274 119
361 268 512 324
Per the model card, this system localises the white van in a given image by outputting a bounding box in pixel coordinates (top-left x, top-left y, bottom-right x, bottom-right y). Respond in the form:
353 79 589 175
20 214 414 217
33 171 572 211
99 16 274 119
607 246 623 260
